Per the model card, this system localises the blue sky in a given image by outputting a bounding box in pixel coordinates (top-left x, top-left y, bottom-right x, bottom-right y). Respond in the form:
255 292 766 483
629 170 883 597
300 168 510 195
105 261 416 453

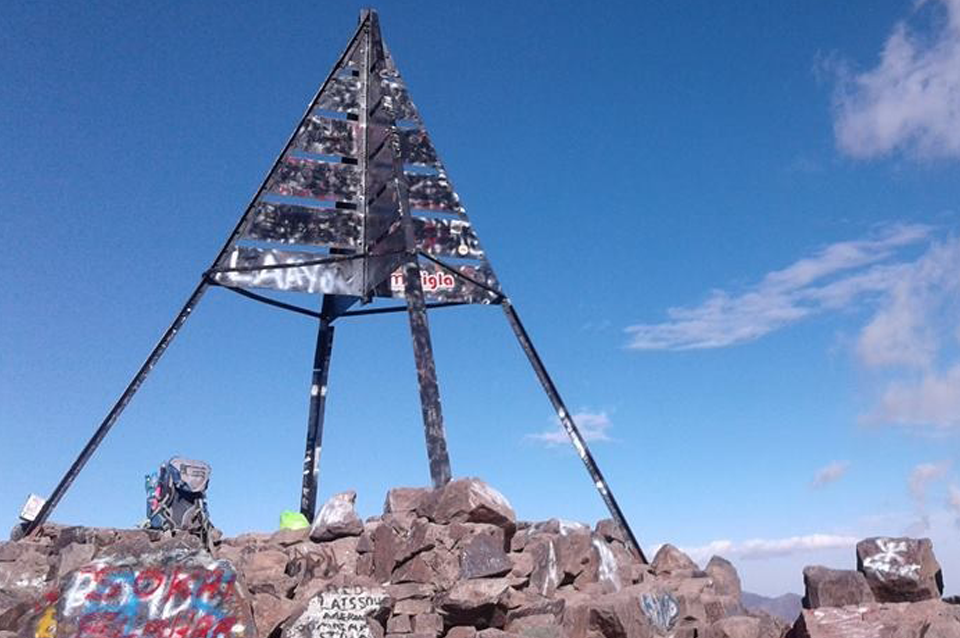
2 1 960 596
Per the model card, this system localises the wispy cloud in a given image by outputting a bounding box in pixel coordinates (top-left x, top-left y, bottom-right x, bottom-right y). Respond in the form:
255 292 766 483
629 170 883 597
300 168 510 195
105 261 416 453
679 534 858 563
905 461 952 534
831 0 960 160
527 410 613 446
948 484 960 528
626 225 960 431
812 461 851 488
625 223 931 351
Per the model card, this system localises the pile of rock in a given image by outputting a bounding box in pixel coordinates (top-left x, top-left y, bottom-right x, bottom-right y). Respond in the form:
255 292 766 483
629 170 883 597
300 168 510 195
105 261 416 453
8 478 954 638
792 537 958 637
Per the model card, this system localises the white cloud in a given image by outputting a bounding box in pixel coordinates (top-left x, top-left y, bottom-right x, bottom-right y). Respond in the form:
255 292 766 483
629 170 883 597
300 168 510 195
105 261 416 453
627 226 960 431
870 366 960 428
625 224 931 351
527 410 613 446
904 461 952 533
909 461 951 504
948 484 960 528
812 461 851 488
679 534 859 563
832 0 960 159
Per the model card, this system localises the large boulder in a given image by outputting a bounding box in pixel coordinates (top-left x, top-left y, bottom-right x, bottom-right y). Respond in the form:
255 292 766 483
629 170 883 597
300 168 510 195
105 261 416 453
310 491 364 542
55 548 256 638
706 556 741 599
422 479 516 530
801 566 874 609
283 583 391 638
651 544 699 577
856 537 943 603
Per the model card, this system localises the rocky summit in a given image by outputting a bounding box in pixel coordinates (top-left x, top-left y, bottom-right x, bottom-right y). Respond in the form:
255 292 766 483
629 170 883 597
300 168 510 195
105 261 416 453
0 478 957 638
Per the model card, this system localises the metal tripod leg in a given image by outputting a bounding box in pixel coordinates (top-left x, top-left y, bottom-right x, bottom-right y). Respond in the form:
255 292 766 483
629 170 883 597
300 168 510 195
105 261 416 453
501 300 647 564
299 315 336 520
402 259 452 488
24 280 211 536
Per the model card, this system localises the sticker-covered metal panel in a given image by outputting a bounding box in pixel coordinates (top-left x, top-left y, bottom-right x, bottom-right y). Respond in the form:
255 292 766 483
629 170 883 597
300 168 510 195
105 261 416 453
400 129 439 167
379 259 500 304
406 173 461 212
384 80 418 121
316 76 360 113
267 158 360 201
243 202 362 248
293 116 358 157
216 247 364 296
413 217 483 259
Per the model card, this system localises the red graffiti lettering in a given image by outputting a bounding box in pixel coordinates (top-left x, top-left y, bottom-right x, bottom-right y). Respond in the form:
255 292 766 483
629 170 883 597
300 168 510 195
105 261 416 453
210 616 238 638
77 612 122 638
195 570 226 603
189 614 216 638
163 569 194 606
134 569 166 599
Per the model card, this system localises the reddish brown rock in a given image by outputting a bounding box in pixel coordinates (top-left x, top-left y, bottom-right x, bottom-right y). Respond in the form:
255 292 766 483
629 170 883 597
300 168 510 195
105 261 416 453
425 479 516 530
373 523 401 583
387 614 413 633
460 534 512 579
439 578 514 628
252 593 297 637
310 491 364 542
802 566 874 609
789 600 960 637
393 555 436 584
527 539 561 598
447 627 479 638
242 548 295 596
856 537 943 603
651 544 698 576
706 556 742 599
412 612 444 636
385 488 433 515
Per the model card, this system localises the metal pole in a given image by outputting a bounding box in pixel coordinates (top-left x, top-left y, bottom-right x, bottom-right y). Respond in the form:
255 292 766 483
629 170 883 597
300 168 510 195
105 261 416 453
402 260 453 488
24 281 209 535
501 300 647 564
299 314 336 520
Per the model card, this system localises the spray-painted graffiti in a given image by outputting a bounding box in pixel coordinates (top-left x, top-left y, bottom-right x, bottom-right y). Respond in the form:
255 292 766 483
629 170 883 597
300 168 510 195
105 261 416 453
284 586 388 638
57 550 253 638
267 158 360 202
216 247 363 296
640 591 678 634
862 538 921 582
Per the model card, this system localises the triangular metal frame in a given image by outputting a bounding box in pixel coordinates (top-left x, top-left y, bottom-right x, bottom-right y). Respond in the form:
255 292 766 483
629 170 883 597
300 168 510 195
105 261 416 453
24 10 647 564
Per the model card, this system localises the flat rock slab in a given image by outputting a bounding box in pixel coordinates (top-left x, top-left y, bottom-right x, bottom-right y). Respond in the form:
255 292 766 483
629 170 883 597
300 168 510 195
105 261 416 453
802 566 874 609
791 600 960 638
54 548 255 638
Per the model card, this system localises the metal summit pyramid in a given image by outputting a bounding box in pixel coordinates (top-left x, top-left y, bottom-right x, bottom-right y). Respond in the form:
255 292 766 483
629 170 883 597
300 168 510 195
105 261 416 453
25 9 647 563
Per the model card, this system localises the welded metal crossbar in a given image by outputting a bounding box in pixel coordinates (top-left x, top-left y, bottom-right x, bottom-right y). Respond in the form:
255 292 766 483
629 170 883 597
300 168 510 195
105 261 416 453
25 9 647 564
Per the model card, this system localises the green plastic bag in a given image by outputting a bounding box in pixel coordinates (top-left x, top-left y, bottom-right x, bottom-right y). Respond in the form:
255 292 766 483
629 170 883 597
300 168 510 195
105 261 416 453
279 510 309 530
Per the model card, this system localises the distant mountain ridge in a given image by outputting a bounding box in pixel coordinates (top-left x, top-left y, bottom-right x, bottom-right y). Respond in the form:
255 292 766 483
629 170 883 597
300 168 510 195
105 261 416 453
741 591 803 623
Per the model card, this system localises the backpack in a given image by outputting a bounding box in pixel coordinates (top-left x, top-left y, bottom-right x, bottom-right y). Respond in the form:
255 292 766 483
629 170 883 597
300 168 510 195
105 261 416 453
144 457 213 545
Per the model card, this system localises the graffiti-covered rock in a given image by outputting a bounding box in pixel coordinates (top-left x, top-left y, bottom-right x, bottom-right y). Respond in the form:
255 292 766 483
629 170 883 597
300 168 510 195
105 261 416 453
55 548 255 638
856 537 943 603
789 600 960 638
282 584 390 638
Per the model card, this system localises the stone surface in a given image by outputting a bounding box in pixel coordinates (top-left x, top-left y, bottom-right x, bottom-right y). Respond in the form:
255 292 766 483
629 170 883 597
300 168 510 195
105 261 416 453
426 479 516 530
789 600 960 637
56 548 256 638
311 491 364 542
460 534 512 580
253 592 298 637
651 544 698 575
856 536 943 603
385 488 432 515
283 584 391 638
707 556 742 599
802 566 874 609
